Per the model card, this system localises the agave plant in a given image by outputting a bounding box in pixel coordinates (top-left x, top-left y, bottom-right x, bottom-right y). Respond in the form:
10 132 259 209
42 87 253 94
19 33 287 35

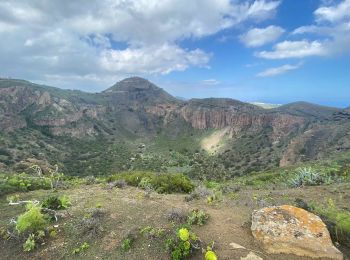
288 167 328 188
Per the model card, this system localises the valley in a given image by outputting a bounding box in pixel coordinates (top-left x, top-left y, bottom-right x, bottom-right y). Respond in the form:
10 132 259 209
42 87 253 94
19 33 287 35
0 77 350 260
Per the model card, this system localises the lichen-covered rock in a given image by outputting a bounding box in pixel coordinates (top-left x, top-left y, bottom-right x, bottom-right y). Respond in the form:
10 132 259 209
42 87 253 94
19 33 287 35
251 205 343 260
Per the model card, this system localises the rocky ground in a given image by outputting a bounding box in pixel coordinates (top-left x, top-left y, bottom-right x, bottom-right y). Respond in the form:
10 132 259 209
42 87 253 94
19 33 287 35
0 183 349 260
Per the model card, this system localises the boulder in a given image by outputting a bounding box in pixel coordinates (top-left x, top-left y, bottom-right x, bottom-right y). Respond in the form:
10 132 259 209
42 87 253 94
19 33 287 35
251 205 343 259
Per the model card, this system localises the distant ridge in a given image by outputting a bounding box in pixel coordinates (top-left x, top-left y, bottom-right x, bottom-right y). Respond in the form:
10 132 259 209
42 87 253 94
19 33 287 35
274 101 341 119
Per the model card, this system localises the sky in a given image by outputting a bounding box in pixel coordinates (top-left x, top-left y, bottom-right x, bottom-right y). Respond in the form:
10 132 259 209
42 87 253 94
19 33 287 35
0 0 349 107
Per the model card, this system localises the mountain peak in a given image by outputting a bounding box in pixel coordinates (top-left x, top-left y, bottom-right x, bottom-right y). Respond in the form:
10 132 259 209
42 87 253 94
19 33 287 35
102 76 178 104
104 77 159 93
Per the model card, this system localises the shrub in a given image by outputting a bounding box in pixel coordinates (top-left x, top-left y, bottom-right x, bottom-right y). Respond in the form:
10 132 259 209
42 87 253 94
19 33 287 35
185 186 213 202
41 195 71 210
187 209 209 226
84 176 97 185
205 250 217 260
140 226 165 239
115 179 127 188
0 173 51 196
108 171 194 194
309 199 350 246
288 167 334 188
178 228 189 241
77 208 106 238
121 238 133 252
166 227 200 260
72 242 90 255
23 234 36 252
16 204 48 234
138 177 153 190
166 208 187 223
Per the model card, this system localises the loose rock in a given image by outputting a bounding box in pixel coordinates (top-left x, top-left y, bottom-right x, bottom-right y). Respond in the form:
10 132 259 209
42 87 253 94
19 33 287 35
251 205 343 259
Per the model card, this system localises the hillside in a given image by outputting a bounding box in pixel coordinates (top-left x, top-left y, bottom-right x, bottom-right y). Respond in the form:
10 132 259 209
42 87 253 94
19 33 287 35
1 161 349 259
1 77 350 260
274 101 341 119
0 77 350 177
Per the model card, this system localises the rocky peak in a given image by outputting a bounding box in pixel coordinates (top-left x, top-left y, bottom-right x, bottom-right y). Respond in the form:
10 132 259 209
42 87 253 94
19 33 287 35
104 77 160 93
103 77 178 104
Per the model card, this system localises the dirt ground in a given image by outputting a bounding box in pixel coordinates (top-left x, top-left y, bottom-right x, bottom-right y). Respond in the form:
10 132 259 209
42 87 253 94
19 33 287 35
0 183 349 260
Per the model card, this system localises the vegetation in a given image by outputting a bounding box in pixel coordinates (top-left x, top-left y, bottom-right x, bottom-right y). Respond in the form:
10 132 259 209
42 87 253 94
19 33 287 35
121 238 133 252
23 233 36 252
310 199 350 246
41 195 71 210
187 209 209 226
0 173 51 196
108 171 194 193
16 203 48 234
72 242 90 255
288 167 337 187
166 227 200 260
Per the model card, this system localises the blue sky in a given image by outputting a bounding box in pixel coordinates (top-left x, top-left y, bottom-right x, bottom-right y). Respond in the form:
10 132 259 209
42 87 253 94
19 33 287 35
0 0 349 107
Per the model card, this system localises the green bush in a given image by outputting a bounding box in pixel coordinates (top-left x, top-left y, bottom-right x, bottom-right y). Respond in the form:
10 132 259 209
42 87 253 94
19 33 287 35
205 250 217 260
166 227 200 260
16 204 49 234
23 234 36 252
288 167 335 187
121 238 133 252
72 242 90 255
0 173 51 196
108 171 194 194
41 195 71 210
310 199 350 246
187 209 209 226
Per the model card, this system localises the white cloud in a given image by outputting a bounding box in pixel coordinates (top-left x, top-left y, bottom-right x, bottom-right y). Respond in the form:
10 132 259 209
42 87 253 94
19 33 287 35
240 0 281 21
257 1 350 61
257 63 302 77
100 44 211 75
240 25 285 47
0 0 281 90
202 79 220 85
291 0 350 57
257 40 327 59
315 0 350 23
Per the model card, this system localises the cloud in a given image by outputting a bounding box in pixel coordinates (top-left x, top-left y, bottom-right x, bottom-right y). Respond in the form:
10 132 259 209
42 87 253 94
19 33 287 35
202 79 220 85
315 0 350 23
256 1 350 61
290 0 350 57
0 0 281 90
256 40 327 59
237 0 281 22
100 44 211 74
240 25 285 47
257 63 302 77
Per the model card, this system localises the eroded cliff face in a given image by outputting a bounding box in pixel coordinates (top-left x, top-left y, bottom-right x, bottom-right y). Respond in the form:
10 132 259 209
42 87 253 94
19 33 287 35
0 86 47 132
149 100 306 144
280 122 350 166
0 85 106 137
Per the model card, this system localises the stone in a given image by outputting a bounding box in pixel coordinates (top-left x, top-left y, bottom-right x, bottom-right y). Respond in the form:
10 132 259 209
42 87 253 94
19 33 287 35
251 205 343 260
240 252 263 260
229 242 246 250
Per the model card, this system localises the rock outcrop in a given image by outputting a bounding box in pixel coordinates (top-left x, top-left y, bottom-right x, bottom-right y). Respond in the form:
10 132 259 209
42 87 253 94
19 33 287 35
251 205 343 259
